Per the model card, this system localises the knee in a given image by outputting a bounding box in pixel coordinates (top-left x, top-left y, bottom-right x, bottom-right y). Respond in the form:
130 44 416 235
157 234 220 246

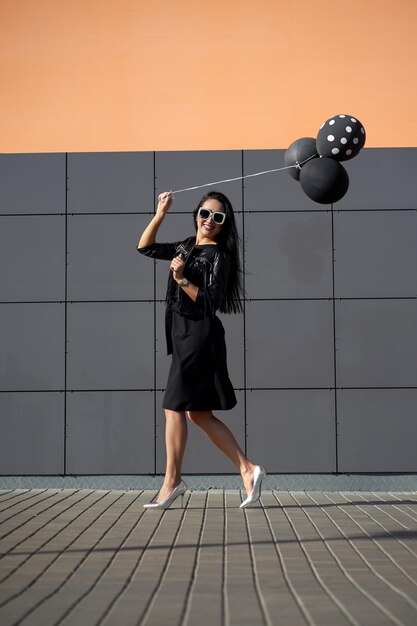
165 410 186 422
187 410 213 426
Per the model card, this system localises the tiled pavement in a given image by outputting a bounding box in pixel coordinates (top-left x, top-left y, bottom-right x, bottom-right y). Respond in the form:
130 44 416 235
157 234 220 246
0 489 417 626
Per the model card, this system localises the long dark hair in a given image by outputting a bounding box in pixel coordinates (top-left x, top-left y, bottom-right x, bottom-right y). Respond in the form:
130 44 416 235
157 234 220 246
193 191 244 314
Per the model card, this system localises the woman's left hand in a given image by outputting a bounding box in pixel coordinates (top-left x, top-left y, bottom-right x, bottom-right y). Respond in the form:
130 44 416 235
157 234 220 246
170 255 185 282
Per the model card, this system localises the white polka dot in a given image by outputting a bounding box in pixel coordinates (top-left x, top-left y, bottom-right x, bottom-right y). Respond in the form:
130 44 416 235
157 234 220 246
353 138 359 144
339 114 346 118
361 127 365 134
340 138 348 144
329 119 335 125
346 149 352 156
332 148 340 155
346 126 352 133
327 135 335 142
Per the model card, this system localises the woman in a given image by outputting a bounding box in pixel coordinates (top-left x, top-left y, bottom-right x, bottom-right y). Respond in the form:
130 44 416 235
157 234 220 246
137 190 265 509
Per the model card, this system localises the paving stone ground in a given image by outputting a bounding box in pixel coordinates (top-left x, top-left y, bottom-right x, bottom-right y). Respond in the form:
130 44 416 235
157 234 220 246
0 489 417 626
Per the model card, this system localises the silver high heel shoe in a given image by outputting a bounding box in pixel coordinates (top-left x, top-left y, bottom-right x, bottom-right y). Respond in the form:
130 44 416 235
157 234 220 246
143 480 187 510
240 466 266 509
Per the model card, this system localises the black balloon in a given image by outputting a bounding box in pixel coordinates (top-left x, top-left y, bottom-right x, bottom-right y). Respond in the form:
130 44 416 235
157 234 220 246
300 157 349 204
316 114 366 161
284 137 318 180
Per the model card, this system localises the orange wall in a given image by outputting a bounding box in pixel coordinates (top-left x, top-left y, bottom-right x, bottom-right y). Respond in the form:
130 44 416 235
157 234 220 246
1 0 416 153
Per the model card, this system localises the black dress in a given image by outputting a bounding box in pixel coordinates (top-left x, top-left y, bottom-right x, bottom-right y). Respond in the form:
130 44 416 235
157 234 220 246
138 237 237 411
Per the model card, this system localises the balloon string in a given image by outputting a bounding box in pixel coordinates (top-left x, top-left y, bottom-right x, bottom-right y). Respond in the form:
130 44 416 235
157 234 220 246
171 153 318 195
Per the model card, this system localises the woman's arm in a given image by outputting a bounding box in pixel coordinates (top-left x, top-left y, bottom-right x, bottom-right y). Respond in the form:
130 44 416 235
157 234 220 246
170 255 199 302
195 250 231 312
137 192 173 249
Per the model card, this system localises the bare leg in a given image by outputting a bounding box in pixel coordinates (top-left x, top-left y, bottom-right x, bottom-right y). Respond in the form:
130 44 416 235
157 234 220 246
156 409 188 503
187 411 256 496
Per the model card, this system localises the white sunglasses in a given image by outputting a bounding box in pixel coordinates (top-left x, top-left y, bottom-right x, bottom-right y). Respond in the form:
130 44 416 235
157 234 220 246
197 207 226 225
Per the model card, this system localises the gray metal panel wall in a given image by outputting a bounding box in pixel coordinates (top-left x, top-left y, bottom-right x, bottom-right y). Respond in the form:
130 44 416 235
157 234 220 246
0 148 416 475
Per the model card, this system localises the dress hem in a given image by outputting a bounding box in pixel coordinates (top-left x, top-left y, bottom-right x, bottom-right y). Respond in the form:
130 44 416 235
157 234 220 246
162 401 237 412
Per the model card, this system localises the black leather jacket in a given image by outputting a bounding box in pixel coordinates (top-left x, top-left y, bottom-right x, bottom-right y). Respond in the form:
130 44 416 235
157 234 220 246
137 236 231 353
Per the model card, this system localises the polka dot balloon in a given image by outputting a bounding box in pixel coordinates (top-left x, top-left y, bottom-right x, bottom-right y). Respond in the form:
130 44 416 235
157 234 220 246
316 114 366 161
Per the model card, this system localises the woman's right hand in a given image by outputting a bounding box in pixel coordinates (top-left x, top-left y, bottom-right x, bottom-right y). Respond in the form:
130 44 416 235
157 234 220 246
156 191 174 216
